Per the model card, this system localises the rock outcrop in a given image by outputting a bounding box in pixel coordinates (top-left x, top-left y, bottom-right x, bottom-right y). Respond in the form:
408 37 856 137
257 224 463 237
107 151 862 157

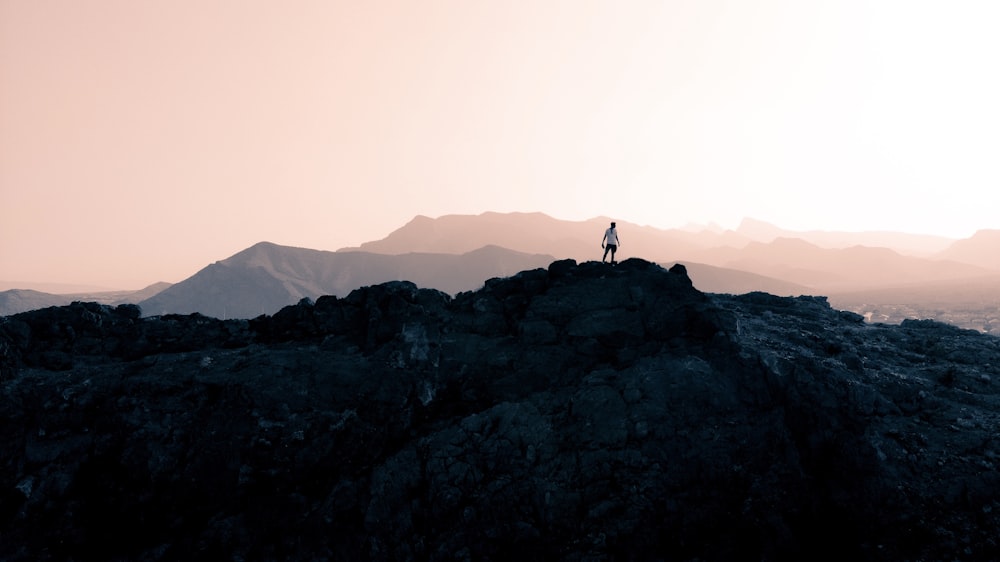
2 259 999 561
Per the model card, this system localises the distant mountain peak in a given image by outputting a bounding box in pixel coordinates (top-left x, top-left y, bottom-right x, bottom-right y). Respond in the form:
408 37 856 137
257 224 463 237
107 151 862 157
769 236 820 249
935 229 1000 271
137 242 557 318
735 218 785 242
970 228 1000 239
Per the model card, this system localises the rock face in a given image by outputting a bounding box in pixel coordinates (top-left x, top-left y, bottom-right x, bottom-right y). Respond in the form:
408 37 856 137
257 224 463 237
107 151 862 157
2 259 1000 561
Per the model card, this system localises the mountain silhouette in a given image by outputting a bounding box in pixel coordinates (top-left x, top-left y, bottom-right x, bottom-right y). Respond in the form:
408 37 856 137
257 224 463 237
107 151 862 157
691 237 992 292
0 283 170 316
934 229 1000 271
338 212 1000 332
677 261 812 296
734 217 955 255
347 212 996 294
133 241 810 318
358 213 961 263
351 211 735 263
7 213 1000 328
138 242 555 318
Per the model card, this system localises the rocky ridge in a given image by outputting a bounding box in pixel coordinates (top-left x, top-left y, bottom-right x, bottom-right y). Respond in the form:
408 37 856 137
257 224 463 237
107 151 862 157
2 259 999 561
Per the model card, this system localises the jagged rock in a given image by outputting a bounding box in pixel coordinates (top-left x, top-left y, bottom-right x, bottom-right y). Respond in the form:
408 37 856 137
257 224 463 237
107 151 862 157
2 259 1000 561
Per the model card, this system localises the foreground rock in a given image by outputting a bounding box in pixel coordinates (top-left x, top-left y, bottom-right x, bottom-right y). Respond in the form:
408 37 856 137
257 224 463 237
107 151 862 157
2 259 999 561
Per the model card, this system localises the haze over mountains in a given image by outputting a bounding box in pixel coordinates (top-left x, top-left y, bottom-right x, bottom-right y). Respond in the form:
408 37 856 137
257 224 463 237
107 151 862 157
0 283 170 318
355 213 960 260
3 213 999 331
138 243 555 319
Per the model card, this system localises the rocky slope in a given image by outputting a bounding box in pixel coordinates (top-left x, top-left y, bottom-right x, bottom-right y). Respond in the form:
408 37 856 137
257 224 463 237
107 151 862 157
2 259 999 561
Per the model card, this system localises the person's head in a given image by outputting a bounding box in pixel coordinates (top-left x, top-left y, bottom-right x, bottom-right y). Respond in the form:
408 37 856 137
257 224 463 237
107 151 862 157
611 222 616 228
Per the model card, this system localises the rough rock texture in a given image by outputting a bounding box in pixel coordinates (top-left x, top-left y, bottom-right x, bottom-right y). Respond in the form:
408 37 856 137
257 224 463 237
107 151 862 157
2 259 1000 561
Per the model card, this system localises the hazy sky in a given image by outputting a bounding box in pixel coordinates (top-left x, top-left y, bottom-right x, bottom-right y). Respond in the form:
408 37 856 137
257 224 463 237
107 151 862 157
3 1 999 289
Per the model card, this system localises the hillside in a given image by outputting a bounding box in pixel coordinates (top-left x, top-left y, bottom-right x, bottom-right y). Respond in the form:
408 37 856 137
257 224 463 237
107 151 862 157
935 229 1000 270
0 283 170 317
692 237 992 292
138 242 556 318
351 211 733 263
3 259 1000 561
8 214 1000 328
734 217 955 255
346 212 1000 308
674 261 812 296
342 212 1000 332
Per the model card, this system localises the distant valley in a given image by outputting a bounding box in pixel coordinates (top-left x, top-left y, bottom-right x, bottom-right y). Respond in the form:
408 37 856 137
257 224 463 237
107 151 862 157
3 213 999 333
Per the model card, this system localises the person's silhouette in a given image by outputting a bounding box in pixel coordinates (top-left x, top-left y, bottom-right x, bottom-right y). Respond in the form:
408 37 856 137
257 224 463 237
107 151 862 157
601 221 620 264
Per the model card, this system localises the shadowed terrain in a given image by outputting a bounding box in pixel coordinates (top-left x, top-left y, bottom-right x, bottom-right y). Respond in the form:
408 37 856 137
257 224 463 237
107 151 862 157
3 259 1000 560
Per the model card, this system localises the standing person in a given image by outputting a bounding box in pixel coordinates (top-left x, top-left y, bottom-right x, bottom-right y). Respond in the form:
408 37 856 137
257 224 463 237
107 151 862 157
601 221 620 264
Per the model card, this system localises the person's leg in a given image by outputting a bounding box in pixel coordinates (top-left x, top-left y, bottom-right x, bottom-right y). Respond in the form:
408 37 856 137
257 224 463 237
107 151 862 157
610 245 617 264
602 246 610 262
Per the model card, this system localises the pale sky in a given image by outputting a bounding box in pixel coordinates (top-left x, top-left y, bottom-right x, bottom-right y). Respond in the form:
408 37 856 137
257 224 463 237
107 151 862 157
2 1 999 289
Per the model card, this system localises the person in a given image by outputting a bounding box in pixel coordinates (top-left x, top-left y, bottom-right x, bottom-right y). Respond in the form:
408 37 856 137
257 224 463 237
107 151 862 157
601 221 620 264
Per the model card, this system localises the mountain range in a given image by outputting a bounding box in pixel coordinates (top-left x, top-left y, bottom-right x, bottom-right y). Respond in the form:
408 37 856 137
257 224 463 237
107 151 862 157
3 213 999 329
0 283 170 317
138 243 555 319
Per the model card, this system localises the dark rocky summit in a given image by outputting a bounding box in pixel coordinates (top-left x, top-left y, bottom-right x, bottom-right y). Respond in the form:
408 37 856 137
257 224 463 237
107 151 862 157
2 259 1000 561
